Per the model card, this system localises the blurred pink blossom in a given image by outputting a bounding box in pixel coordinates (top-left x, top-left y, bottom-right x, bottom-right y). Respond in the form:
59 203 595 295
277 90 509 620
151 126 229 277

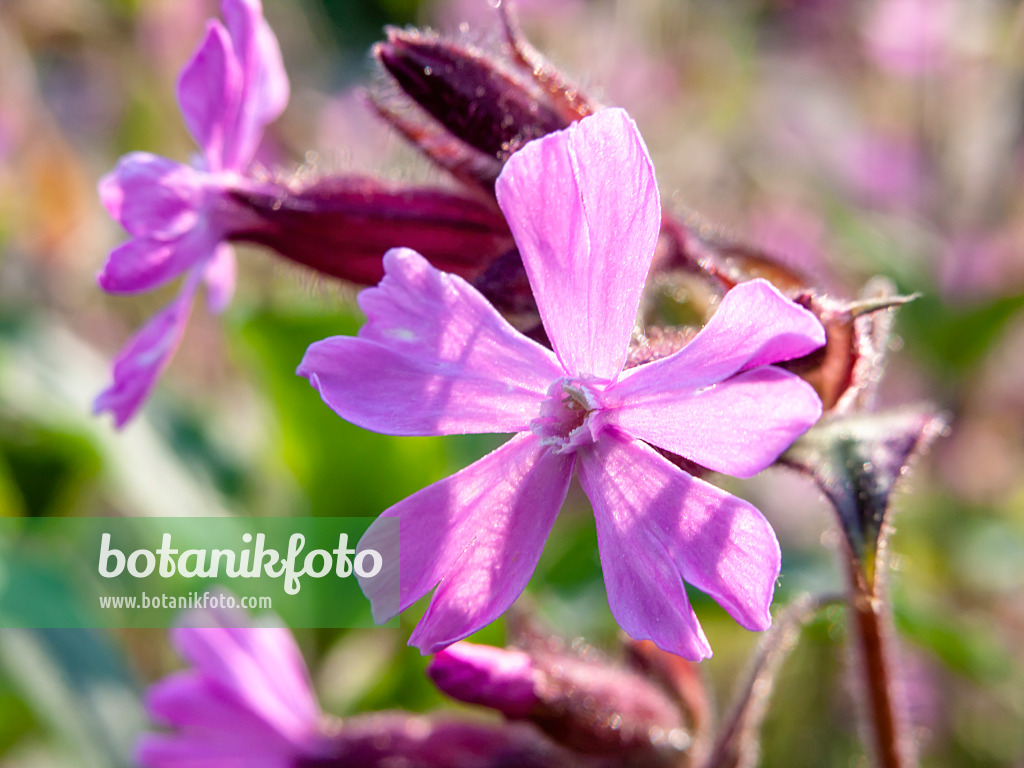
940 231 1024 303
95 0 288 427
136 608 331 768
749 203 827 276
842 131 925 210
863 0 956 77
434 0 584 31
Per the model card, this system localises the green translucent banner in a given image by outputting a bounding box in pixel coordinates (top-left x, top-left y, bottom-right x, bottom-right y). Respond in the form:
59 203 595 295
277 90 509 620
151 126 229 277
0 517 398 629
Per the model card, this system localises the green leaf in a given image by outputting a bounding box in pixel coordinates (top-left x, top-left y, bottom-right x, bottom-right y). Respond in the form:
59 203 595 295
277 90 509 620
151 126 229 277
897 291 1024 379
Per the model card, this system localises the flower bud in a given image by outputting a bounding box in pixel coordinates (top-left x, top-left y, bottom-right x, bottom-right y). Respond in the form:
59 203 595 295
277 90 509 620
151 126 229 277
429 639 689 766
377 29 570 160
371 22 595 191
429 642 540 718
297 713 595 768
228 175 515 284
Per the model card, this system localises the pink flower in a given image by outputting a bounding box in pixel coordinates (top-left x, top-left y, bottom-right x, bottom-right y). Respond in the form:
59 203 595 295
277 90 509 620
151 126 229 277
95 0 288 427
298 108 825 660
863 0 955 77
135 608 329 768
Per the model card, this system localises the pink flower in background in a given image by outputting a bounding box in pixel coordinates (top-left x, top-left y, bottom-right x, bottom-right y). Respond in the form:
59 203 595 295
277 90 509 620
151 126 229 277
843 130 925 210
940 232 1024 303
749 203 827 277
299 108 825 660
863 0 955 77
435 0 583 31
136 608 330 768
95 0 288 427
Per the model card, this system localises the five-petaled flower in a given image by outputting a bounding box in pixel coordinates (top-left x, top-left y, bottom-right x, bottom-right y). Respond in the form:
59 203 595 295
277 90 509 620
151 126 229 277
298 108 825 660
95 0 288 427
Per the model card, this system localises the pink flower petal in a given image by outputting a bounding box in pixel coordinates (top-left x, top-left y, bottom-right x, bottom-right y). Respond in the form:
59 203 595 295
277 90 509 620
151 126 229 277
220 0 289 168
93 278 198 428
495 108 660 380
615 278 825 390
170 625 320 741
204 243 237 314
601 279 823 476
604 366 823 478
145 671 277 734
577 433 781 660
177 20 242 171
98 153 203 240
357 432 573 652
297 248 562 436
97 229 217 294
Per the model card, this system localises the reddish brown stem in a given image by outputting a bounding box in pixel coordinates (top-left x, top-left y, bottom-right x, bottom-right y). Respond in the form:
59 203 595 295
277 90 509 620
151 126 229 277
844 555 915 768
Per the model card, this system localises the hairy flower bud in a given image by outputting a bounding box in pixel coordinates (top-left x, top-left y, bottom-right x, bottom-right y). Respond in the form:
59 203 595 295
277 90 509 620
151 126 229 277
377 29 570 161
228 175 515 284
427 640 690 766
371 19 595 191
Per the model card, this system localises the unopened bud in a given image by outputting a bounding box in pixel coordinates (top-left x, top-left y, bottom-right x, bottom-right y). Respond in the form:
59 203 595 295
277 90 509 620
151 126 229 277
371 23 595 191
377 29 569 161
429 642 540 718
228 175 514 284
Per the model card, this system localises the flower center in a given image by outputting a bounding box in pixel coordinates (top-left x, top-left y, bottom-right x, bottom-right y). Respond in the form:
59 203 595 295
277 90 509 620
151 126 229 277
529 377 605 454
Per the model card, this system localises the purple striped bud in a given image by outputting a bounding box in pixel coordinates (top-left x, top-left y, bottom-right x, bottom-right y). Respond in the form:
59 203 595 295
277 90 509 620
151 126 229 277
228 175 515 284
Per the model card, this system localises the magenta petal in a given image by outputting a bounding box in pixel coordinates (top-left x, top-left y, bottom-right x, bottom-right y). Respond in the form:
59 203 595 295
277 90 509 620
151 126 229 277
178 21 241 171
97 230 217 294
251 14 289 122
170 625 320 740
204 243 237 314
298 249 562 436
220 0 289 168
578 433 781 660
98 153 203 239
357 433 573 653
93 280 197 427
604 366 823 478
145 671 277 734
617 279 826 392
495 108 660 380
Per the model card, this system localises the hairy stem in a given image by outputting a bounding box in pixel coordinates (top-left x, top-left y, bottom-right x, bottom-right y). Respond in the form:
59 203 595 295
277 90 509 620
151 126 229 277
844 553 915 768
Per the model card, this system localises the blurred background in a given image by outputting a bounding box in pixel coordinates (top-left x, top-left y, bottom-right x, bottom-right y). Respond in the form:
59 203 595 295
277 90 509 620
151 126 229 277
1 0 1023 765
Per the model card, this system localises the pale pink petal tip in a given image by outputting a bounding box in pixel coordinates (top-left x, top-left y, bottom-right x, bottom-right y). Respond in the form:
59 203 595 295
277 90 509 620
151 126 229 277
177 21 240 171
93 285 196 428
495 107 660 380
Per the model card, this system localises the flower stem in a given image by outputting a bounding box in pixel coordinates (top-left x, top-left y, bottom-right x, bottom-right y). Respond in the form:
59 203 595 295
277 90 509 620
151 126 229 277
844 553 916 768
